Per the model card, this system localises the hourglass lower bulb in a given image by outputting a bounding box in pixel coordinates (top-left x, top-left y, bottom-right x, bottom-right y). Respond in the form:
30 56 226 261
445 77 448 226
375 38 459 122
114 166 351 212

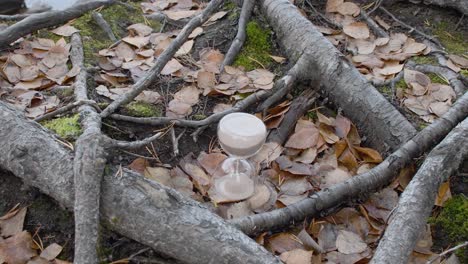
214 113 267 200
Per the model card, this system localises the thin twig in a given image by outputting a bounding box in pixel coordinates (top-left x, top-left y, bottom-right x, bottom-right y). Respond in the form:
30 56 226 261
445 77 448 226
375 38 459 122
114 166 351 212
108 132 163 150
379 7 442 47
220 0 255 70
92 12 117 41
34 99 97 122
360 8 388 38
304 0 342 29
170 127 179 156
427 241 468 263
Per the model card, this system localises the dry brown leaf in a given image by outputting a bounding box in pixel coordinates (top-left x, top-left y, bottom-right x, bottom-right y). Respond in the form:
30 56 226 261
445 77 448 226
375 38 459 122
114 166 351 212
135 90 161 104
336 230 367 254
206 11 227 23
446 59 461 73
183 163 211 195
280 177 312 196
319 123 340 144
354 146 383 163
173 86 199 105
251 142 283 165
448 54 468 68
374 37 390 46
369 188 399 210
114 42 136 61
404 96 431 116
265 233 306 254
269 55 286 63
343 22 370 39
161 58 184 75
212 103 232 113
277 193 308 206
197 151 227 176
225 201 253 219
188 27 203 39
197 71 216 93
128 158 149 174
403 41 427 54
247 69 275 89
280 249 313 264
122 36 150 49
376 61 404 76
0 231 37 264
337 2 360 16
51 25 79 37
144 167 172 185
285 128 319 149
404 69 431 88
294 148 317 164
3 63 21 83
127 23 153 37
326 0 344 13
429 83 456 102
0 207 27 238
435 180 452 207
176 40 194 56
164 10 197 20
166 100 192 118
374 16 390 30
40 243 62 261
199 48 224 73
321 168 351 188
355 39 376 55
429 101 451 117
247 184 272 211
318 223 339 251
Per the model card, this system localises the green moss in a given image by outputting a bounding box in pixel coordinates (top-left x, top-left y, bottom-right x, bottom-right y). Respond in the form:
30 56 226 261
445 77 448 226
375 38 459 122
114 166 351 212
380 85 393 96
427 73 448 85
193 114 207 120
224 1 238 11
124 101 161 117
42 115 82 140
36 29 65 42
432 22 467 55
306 111 317 120
395 78 407 89
412 55 438 65
461 69 468 77
430 195 468 262
233 21 273 71
72 1 161 65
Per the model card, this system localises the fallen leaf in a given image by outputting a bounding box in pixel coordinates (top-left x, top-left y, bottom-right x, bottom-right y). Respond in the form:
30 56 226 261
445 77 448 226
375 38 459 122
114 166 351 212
135 90 161 104
122 36 150 49
404 69 431 88
251 142 283 165
114 42 136 61
337 2 360 16
294 148 317 164
318 223 339 252
369 188 399 210
127 23 153 37
354 146 382 163
212 103 232 113
269 55 286 63
176 40 194 56
164 10 198 20
448 54 468 68
161 59 184 75
326 0 344 13
197 151 227 176
173 86 199 105
343 22 370 39
3 63 21 83
374 16 390 30
128 158 149 174
265 233 306 254
51 25 79 37
376 61 404 76
206 11 227 23
0 231 37 264
336 230 367 254
277 193 308 206
429 101 450 117
166 100 192 118
225 201 253 219
321 168 351 188
188 27 203 39
280 249 313 264
197 71 216 92
40 243 62 261
0 207 27 237
446 59 461 73
285 128 319 149
280 177 312 196
435 180 451 206
248 184 273 211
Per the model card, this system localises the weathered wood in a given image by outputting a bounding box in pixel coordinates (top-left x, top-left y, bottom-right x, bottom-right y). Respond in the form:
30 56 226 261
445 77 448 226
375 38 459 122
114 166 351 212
0 102 281 264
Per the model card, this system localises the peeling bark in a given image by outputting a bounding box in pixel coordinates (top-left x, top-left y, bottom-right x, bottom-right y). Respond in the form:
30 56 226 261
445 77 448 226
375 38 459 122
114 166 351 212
371 117 468 264
0 103 280 264
259 0 417 153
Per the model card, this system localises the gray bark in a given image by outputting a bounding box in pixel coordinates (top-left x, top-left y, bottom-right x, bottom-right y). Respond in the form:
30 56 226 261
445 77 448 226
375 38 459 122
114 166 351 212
0 102 280 264
259 0 417 154
371 117 468 264
0 0 115 48
230 92 468 235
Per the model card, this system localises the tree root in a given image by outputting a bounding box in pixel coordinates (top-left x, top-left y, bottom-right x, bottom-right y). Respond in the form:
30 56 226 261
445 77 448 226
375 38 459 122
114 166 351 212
220 0 255 71
92 11 117 41
230 91 468 235
259 0 417 153
371 117 468 264
0 0 115 48
0 101 281 263
100 0 225 118
410 63 466 97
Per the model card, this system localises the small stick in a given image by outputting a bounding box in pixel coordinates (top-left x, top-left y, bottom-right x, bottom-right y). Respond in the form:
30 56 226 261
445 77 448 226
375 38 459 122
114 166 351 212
379 7 442 47
360 9 388 38
426 241 468 264
170 127 179 156
108 132 163 150
34 99 98 122
220 0 255 71
92 12 117 41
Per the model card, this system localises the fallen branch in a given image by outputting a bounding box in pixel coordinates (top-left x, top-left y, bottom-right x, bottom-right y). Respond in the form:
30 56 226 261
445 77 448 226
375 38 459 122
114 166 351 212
92 12 117 41
0 103 281 263
109 90 269 127
371 117 468 264
378 7 442 47
427 241 468 264
220 0 255 71
0 6 51 21
34 99 98 122
259 0 417 153
230 91 468 235
384 0 468 16
360 9 388 38
0 0 115 48
100 0 225 118
267 89 316 144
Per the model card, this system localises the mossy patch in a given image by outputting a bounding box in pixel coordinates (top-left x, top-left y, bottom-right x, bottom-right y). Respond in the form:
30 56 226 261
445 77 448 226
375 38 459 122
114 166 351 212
124 101 161 117
430 195 468 262
233 21 273 71
193 114 207 120
395 78 407 89
379 85 393 96
412 55 438 65
42 114 82 140
432 22 467 55
35 29 65 42
72 1 161 65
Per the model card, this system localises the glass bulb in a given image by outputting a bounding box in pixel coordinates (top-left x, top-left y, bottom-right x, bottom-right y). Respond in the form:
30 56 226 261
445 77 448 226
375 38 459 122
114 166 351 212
214 113 267 200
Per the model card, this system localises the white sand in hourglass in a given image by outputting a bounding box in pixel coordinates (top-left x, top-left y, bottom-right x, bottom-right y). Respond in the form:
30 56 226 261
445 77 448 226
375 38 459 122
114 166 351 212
215 113 267 200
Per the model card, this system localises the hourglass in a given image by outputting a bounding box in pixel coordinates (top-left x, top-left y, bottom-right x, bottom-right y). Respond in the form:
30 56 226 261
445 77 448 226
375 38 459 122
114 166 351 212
214 113 267 200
